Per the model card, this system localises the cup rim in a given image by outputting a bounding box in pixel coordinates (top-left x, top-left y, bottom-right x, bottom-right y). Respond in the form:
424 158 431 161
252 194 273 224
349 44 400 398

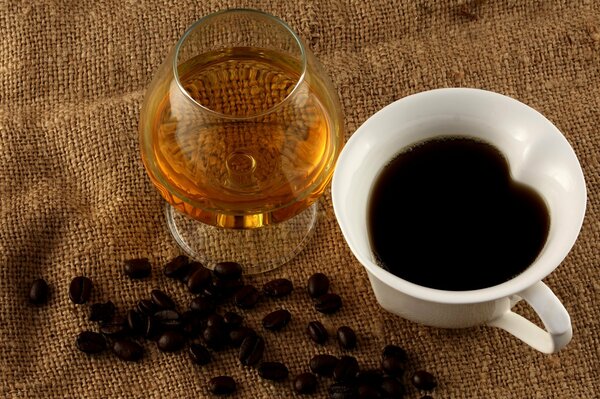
332 88 587 304
172 8 307 120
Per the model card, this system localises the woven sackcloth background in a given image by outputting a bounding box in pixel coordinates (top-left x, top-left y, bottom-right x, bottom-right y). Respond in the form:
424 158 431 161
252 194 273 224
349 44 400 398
1 0 599 398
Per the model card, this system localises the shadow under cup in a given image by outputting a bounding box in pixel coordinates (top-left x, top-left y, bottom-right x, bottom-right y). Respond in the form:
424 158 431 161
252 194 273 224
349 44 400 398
332 88 586 329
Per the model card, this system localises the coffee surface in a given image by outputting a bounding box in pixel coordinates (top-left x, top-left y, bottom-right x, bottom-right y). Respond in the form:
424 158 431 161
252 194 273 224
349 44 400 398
368 137 550 291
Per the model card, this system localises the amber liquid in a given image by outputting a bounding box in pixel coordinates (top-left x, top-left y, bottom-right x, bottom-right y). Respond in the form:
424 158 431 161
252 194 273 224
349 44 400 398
142 48 340 228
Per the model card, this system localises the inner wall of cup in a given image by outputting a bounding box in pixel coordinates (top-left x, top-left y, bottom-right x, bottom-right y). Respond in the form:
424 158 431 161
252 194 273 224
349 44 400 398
174 10 305 117
352 116 566 281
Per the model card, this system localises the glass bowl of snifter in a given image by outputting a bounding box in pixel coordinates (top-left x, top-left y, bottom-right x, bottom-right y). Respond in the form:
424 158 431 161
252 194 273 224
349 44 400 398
139 9 344 274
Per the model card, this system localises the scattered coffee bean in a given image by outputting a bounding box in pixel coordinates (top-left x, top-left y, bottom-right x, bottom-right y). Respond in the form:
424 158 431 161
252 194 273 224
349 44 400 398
99 316 129 338
239 335 265 366
223 311 243 328
206 313 225 328
262 309 291 331
76 331 106 354
263 278 293 298
124 258 151 279
157 330 186 352
144 316 162 340
211 277 244 297
209 376 236 395
150 289 176 310
189 296 216 317
234 285 260 309
181 310 204 337
357 369 384 387
307 321 329 344
187 266 212 294
200 283 226 303
229 326 257 347
182 261 203 284
380 376 405 397
112 339 143 361
154 309 180 329
308 273 330 298
189 342 211 365
333 355 359 382
137 299 159 316
163 255 190 279
381 355 404 377
315 293 342 314
382 344 407 363
328 382 358 399
258 361 289 381
69 276 92 304
127 309 146 336
29 278 49 305
89 301 115 322
203 325 228 350
337 326 357 349
214 262 243 280
310 354 339 377
294 372 318 394
411 370 437 391
358 384 381 399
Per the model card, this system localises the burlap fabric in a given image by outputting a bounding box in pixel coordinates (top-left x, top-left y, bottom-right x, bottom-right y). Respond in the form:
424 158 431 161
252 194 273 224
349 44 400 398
1 1 599 397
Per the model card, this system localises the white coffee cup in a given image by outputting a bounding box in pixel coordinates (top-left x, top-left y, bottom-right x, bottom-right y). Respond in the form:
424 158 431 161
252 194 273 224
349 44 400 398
332 88 587 353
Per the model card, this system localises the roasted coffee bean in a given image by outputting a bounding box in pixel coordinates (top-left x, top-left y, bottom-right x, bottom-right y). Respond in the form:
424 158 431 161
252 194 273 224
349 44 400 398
258 361 289 381
294 372 318 394
189 296 216 317
76 331 106 354
358 384 382 399
206 313 225 328
307 321 329 344
262 309 291 331
181 310 205 337
263 278 293 298
328 382 358 399
29 279 49 305
310 354 339 377
124 258 151 279
69 276 92 304
112 339 143 361
182 261 203 284
89 301 115 322
208 376 236 395
337 326 357 349
234 285 260 309
154 310 181 329
127 309 146 336
239 335 265 366
200 283 226 303
315 293 342 314
223 311 243 328
381 356 404 377
137 299 159 316
380 377 405 397
308 273 330 298
214 261 243 280
99 316 129 338
157 330 186 352
203 325 228 350
357 370 384 387
382 344 408 362
150 289 176 310
189 342 211 365
411 370 437 391
334 355 359 382
229 326 257 347
187 266 212 294
144 316 162 340
163 255 190 279
211 277 244 297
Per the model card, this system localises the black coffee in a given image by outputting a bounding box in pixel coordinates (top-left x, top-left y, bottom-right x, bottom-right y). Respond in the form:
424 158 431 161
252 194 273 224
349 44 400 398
368 136 550 291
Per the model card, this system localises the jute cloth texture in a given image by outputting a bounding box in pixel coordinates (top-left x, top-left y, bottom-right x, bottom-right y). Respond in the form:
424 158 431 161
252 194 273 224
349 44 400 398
1 1 599 398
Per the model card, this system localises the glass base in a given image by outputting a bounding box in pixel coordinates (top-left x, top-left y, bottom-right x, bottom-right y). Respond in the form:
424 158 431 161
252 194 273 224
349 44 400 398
165 202 318 274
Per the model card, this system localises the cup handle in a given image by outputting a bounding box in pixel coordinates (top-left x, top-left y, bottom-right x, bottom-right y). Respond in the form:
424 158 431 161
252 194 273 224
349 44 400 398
486 281 572 353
